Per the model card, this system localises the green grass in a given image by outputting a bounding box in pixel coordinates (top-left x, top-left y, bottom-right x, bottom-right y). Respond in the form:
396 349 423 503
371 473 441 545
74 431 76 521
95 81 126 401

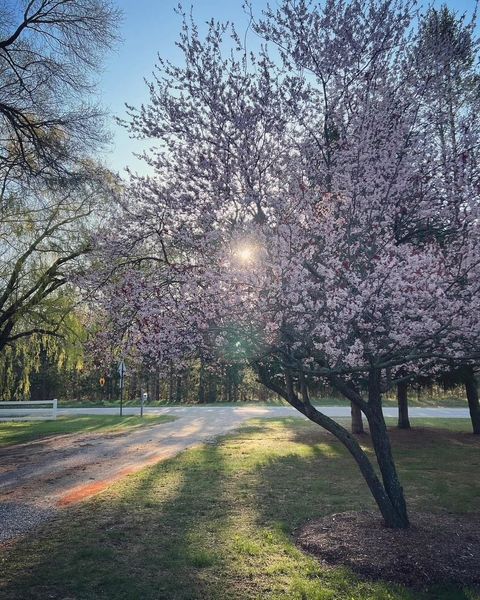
1 418 479 599
57 397 290 408
384 417 474 431
59 392 470 409
0 414 176 448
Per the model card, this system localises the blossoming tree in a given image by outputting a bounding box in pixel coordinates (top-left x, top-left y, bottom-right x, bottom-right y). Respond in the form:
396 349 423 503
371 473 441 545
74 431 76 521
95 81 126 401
95 0 480 529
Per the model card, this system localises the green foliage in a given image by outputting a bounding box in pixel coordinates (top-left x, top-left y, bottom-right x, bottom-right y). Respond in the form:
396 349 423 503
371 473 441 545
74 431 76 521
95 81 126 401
0 292 86 400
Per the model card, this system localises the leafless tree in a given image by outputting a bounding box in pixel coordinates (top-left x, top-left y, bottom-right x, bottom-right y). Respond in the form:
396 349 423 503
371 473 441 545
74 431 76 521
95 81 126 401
0 1 120 355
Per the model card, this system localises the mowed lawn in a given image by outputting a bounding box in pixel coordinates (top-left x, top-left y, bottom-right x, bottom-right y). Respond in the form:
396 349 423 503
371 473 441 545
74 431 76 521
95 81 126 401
0 415 177 448
59 392 472 409
1 418 479 600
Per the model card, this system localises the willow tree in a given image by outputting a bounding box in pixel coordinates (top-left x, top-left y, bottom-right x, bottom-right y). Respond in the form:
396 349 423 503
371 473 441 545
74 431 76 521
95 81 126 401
0 1 119 379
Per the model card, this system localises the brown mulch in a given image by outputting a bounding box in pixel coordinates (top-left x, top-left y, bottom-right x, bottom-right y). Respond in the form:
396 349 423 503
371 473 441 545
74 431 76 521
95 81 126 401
296 511 480 588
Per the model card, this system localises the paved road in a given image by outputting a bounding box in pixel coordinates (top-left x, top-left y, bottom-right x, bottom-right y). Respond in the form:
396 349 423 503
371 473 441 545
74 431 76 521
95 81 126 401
0 405 470 543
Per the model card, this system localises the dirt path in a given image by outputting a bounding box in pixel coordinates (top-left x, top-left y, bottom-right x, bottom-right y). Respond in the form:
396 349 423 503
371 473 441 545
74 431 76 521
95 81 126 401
0 406 275 543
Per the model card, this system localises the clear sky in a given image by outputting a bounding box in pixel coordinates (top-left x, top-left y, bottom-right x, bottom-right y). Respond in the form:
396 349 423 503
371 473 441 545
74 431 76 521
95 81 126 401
99 0 269 175
99 0 477 175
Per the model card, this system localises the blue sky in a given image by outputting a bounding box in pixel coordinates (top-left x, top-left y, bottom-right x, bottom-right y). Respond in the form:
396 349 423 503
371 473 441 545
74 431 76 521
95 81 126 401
99 0 269 174
99 0 477 175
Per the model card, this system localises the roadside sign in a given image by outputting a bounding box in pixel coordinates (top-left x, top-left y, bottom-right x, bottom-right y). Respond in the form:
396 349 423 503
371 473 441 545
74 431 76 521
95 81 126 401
99 377 106 387
118 360 126 417
118 360 127 378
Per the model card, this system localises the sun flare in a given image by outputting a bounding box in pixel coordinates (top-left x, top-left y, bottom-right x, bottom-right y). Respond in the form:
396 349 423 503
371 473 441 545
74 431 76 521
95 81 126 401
236 245 256 263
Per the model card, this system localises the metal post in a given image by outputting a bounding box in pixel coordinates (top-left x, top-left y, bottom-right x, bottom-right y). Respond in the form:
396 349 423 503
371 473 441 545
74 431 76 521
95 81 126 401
120 375 124 416
118 360 126 417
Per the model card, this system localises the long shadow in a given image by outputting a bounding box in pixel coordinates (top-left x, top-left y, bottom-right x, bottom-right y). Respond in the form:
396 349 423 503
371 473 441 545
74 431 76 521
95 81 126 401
0 438 239 600
250 419 478 600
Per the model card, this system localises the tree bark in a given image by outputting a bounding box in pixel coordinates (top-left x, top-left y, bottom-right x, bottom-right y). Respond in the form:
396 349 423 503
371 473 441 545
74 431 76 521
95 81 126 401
175 373 182 403
168 362 174 403
397 381 410 429
258 366 410 529
207 371 217 403
198 359 206 404
155 367 160 403
366 370 409 528
351 401 364 434
465 367 480 435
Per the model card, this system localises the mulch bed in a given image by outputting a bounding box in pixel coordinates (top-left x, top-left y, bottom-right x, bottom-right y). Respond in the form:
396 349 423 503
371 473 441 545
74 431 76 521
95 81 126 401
296 511 480 588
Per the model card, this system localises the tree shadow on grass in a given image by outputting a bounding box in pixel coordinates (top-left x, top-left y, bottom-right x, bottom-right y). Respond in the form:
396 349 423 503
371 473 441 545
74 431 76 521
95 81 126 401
0 418 478 600
0 441 243 600
249 419 480 600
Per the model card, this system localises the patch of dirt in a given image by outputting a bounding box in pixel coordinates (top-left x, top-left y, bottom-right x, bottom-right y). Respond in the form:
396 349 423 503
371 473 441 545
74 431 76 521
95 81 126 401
296 511 480 588
57 466 136 506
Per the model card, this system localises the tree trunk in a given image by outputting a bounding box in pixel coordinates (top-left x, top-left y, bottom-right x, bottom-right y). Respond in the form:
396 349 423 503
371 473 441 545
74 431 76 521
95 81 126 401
168 362 174 403
306 405 406 528
207 371 217 403
351 401 364 434
232 367 239 403
465 367 480 435
258 366 410 529
129 370 138 404
155 367 160 403
224 366 231 403
366 370 409 528
175 373 182 403
198 359 206 404
397 381 410 429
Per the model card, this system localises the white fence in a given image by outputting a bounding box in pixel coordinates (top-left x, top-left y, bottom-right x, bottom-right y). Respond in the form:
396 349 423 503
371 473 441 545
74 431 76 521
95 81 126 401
0 399 58 421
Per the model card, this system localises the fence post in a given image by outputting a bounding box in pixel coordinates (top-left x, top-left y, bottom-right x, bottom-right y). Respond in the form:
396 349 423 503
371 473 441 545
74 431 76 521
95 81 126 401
53 398 58 420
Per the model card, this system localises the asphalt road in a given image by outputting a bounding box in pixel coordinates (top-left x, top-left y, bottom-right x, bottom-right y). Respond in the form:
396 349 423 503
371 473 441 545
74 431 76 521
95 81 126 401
0 404 471 544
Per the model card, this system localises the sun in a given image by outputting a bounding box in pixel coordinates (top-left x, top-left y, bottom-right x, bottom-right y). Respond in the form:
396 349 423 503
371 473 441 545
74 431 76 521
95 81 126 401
236 245 255 263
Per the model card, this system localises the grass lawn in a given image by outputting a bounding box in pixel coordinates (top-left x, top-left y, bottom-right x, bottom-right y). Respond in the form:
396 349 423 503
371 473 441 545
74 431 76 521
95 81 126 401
58 392 471 409
57 397 291 409
1 418 479 599
0 415 177 448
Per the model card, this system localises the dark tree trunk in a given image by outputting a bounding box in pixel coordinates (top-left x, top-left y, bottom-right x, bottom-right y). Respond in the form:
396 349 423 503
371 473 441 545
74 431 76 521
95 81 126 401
155 367 160 403
168 362 175 403
465 367 480 435
175 373 182 403
129 370 138 403
305 404 405 528
207 371 217 403
198 359 206 404
397 381 410 429
0 321 14 355
224 366 231 403
366 370 409 528
259 366 410 529
107 366 113 403
232 367 239 403
351 401 364 434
